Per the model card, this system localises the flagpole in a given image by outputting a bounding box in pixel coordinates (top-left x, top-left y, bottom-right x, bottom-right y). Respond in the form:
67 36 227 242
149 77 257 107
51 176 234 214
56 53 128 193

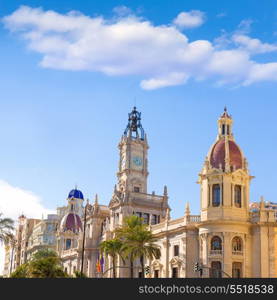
81 199 88 275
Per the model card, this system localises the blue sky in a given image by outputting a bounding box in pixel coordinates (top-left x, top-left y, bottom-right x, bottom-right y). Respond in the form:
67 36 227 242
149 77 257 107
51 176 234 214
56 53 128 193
0 0 277 222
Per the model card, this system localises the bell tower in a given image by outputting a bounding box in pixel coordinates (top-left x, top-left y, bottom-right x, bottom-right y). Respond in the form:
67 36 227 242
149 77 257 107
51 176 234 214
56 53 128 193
117 106 149 194
198 108 253 222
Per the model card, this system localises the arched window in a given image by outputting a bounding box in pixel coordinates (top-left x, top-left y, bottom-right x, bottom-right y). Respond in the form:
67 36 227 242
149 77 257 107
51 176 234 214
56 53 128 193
232 236 243 252
232 262 242 278
212 184 221 207
222 124 225 135
65 239 71 250
211 236 222 250
210 261 222 278
234 185 242 208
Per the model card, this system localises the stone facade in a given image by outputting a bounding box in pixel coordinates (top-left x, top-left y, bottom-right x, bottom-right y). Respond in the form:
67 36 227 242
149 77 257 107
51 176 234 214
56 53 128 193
3 107 277 278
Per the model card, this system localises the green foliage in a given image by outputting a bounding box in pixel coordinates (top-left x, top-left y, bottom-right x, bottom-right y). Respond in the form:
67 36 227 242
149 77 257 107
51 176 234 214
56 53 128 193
10 248 68 278
74 271 87 278
10 263 29 278
31 248 58 260
114 215 161 278
0 213 14 244
100 238 124 278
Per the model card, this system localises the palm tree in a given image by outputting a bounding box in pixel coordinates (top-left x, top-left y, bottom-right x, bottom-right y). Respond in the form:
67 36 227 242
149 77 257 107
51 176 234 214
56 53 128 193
115 215 161 278
115 215 143 278
0 213 14 244
126 228 161 278
99 239 123 278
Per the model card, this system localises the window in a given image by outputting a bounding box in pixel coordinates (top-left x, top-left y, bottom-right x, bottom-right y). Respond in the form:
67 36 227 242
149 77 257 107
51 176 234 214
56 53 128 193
210 261 222 278
134 186 140 193
212 184 221 207
232 237 242 252
174 245 179 257
151 214 157 225
232 262 242 278
138 272 143 278
234 185 242 208
142 213 150 224
211 236 222 250
222 124 225 135
135 212 142 218
115 213 119 225
172 267 178 278
227 125 230 135
65 239 71 250
154 270 159 278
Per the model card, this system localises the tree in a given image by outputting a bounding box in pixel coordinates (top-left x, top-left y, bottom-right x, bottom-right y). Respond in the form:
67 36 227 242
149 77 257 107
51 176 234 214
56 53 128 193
99 239 124 278
29 248 67 278
10 263 29 278
115 215 161 278
0 213 14 245
115 215 143 278
74 270 87 278
10 248 68 278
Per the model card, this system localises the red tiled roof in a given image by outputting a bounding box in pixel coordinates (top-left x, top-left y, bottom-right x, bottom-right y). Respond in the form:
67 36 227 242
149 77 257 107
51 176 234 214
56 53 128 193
210 139 242 170
60 212 82 232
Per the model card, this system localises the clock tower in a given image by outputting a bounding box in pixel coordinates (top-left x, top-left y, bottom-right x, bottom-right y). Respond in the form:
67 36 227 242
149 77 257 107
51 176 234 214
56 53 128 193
117 106 149 194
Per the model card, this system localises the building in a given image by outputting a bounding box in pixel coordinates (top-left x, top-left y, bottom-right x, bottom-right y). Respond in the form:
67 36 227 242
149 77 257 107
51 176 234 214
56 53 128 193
3 107 277 278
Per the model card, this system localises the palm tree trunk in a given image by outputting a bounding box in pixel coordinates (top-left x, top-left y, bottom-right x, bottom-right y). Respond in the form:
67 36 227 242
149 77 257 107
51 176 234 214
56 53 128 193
112 256 116 278
140 255 144 278
130 252 134 278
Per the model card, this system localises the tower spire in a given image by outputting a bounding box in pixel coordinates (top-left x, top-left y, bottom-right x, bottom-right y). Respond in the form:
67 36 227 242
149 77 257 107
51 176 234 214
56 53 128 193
123 106 145 140
217 107 233 140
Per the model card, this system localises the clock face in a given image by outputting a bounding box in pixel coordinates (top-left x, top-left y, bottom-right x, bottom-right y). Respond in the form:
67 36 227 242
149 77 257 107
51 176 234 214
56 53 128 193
132 156 142 167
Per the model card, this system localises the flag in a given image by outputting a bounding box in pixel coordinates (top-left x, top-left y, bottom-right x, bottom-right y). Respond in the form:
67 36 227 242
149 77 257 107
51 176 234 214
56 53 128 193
96 252 101 273
100 254 105 273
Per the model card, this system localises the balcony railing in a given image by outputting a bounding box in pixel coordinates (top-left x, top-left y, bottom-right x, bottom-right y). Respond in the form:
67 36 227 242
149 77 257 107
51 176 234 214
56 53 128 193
188 215 200 223
232 250 243 256
209 250 223 256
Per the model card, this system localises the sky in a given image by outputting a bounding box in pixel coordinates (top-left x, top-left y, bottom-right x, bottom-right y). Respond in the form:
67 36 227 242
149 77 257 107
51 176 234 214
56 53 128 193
0 0 277 272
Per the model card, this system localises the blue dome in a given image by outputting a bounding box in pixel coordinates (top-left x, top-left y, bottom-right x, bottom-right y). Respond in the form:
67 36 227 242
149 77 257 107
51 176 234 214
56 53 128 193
68 189 84 200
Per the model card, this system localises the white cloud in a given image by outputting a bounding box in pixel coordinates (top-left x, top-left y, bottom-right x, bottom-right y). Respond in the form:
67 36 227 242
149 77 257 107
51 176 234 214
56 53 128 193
232 34 277 54
216 12 227 18
141 72 189 90
0 179 54 274
173 10 205 29
3 6 277 89
0 180 54 220
113 5 133 17
244 62 277 85
237 19 253 34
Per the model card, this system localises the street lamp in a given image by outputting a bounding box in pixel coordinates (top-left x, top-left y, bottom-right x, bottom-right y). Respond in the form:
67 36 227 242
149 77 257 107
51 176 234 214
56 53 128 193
80 199 89 276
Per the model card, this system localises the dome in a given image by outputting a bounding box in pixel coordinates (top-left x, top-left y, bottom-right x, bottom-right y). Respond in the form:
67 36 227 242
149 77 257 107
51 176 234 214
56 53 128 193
60 212 82 232
210 139 243 170
68 189 84 200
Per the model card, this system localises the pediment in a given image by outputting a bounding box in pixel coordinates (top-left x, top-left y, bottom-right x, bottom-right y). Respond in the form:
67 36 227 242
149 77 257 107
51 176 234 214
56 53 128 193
109 193 121 208
152 260 163 268
169 257 183 266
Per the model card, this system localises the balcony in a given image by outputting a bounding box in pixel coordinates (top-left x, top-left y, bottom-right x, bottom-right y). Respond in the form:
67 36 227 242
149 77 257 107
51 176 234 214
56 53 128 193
188 215 200 223
209 250 223 256
232 250 243 256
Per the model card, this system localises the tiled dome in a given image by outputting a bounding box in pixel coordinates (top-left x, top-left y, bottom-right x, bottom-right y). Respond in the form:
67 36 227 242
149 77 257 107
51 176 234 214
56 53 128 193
60 212 82 233
210 139 242 170
68 189 84 200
